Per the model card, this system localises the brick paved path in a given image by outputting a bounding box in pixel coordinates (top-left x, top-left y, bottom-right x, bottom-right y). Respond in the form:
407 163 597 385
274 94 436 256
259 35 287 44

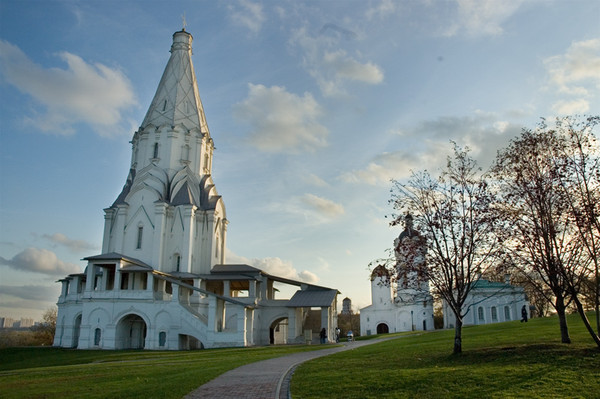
184 338 392 399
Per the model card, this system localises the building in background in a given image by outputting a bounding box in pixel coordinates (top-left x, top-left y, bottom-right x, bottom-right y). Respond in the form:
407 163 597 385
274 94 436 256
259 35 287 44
360 215 434 335
443 275 529 328
341 297 352 314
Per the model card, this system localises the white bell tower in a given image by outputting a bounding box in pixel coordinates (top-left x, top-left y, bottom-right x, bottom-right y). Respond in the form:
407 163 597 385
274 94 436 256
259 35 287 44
101 30 227 275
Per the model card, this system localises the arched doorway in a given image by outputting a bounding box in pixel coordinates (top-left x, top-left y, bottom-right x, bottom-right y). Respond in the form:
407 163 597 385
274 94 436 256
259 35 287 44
376 323 389 334
72 314 82 348
269 317 288 345
116 314 147 349
178 334 204 350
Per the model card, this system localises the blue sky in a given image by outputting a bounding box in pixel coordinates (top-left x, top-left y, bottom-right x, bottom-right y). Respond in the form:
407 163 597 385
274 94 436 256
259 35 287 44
1 0 599 321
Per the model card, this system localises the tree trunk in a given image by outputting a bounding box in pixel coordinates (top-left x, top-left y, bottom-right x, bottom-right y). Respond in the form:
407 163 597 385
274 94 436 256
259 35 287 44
555 295 572 344
572 294 600 348
453 318 463 354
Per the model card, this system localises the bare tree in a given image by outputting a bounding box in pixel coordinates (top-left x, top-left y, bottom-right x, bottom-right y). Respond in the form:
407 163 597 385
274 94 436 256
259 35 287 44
31 307 57 346
553 116 600 336
492 117 600 348
383 144 499 354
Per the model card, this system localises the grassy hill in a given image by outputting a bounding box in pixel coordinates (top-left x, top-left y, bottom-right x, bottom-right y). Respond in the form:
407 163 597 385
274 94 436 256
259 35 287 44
0 313 598 398
291 313 600 398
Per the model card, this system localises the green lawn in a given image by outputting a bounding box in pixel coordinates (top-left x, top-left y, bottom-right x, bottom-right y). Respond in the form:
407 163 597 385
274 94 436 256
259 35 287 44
1 314 598 399
0 344 324 399
291 313 600 399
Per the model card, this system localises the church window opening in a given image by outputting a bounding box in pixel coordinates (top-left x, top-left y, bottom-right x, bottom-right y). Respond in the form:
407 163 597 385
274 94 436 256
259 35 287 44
137 226 143 249
159 331 166 347
121 273 129 290
94 328 102 346
175 254 181 271
491 306 498 321
162 99 167 112
478 307 484 322
153 143 159 159
504 306 511 321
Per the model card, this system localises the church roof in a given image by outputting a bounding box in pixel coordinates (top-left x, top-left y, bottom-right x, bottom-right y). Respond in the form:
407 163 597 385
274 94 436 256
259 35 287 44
287 287 338 308
370 264 390 280
140 30 209 134
471 278 514 290
83 252 152 268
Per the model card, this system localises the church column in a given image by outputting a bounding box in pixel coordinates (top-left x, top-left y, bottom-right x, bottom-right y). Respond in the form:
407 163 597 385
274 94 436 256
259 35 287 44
146 273 154 297
171 284 180 303
114 260 122 292
245 308 254 345
220 219 229 264
114 205 128 254
321 307 330 342
248 280 256 299
181 205 197 273
152 202 168 270
102 209 115 253
84 262 95 295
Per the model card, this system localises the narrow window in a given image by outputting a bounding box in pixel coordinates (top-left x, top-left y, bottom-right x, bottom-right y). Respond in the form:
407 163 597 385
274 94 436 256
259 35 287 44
478 307 484 322
162 99 167 112
137 226 143 249
94 328 101 346
159 331 166 347
504 306 511 321
176 254 181 271
153 143 159 159
491 306 497 321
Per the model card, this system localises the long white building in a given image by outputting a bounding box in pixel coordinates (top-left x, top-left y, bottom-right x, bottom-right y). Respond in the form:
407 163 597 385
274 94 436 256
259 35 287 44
53 29 338 350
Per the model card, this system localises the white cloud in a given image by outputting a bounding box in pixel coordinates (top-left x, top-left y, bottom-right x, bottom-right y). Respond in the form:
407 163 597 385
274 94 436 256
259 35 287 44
442 0 525 37
0 284 60 302
322 50 384 84
552 99 590 115
0 40 137 137
42 233 98 253
269 193 345 224
544 38 600 114
225 250 319 284
290 26 384 97
234 83 328 152
301 194 345 218
0 248 81 276
227 0 265 34
341 114 523 185
302 173 329 187
366 0 396 20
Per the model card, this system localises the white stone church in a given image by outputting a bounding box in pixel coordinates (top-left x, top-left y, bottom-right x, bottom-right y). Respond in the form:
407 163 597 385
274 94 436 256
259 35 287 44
360 215 434 335
53 29 339 350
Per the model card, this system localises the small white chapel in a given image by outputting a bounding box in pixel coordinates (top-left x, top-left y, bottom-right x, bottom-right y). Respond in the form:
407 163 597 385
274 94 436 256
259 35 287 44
53 29 339 350
360 215 434 335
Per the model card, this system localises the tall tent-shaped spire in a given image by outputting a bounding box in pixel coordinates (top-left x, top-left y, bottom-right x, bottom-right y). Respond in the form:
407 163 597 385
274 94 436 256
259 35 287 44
141 30 209 134
104 29 226 274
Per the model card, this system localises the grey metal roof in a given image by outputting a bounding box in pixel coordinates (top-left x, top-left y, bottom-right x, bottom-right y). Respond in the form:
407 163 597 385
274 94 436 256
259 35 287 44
121 264 153 272
83 253 152 269
199 273 260 281
211 264 262 274
286 288 338 308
